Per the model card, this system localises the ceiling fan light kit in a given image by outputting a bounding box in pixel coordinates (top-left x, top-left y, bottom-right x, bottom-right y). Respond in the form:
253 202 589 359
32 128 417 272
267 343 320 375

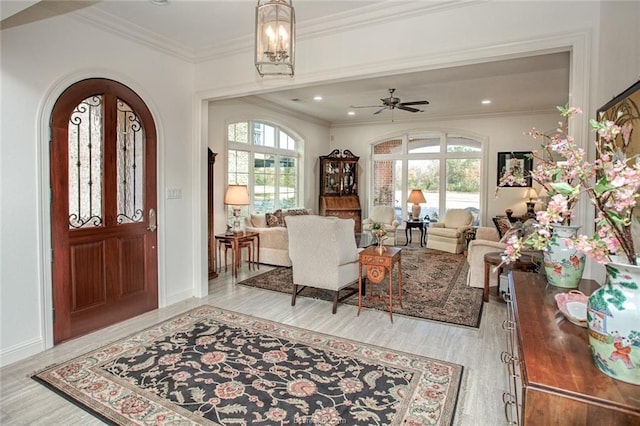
255 0 295 77
350 88 429 116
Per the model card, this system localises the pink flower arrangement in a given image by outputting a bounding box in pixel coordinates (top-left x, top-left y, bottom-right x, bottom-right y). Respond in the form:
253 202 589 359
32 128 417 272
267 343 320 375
501 105 640 265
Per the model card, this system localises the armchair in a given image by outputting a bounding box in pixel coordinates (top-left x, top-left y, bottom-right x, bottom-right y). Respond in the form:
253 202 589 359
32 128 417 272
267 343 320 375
361 206 399 245
466 227 505 289
285 215 361 314
426 209 473 254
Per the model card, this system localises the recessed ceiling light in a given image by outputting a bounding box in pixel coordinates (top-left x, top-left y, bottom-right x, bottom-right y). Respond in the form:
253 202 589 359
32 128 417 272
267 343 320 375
481 99 492 105
348 111 355 116
149 0 169 5
313 96 323 101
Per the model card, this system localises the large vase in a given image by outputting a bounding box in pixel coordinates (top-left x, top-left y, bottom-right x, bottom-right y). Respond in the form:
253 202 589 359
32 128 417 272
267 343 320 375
587 259 640 385
543 224 585 288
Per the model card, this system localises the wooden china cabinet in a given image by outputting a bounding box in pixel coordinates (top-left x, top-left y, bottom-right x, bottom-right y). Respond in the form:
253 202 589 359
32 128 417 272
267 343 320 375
319 149 362 232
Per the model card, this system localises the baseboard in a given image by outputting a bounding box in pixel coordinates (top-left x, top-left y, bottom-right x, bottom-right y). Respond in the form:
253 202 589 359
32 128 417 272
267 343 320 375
164 288 196 307
0 336 44 368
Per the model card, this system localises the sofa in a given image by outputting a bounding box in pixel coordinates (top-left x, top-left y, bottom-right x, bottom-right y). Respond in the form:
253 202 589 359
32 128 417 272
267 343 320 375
243 208 313 267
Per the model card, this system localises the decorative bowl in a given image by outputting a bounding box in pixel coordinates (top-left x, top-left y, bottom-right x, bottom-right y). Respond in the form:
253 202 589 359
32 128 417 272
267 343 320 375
554 290 588 327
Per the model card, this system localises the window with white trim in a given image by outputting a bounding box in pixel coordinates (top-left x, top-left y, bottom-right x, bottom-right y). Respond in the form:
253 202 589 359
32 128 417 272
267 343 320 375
227 120 301 215
372 131 482 224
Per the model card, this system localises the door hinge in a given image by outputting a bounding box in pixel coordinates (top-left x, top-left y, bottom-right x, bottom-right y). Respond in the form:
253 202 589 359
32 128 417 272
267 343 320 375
52 308 55 322
51 248 54 263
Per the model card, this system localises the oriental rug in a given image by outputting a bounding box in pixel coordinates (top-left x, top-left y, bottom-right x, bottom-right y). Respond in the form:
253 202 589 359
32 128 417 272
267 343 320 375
33 306 462 425
238 247 484 328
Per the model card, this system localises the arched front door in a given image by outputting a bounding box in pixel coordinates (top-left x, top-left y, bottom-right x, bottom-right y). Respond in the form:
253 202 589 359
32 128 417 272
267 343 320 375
50 78 158 343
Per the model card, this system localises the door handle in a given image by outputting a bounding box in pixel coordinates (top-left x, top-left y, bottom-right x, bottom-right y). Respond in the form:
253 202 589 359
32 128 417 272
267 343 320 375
147 208 157 232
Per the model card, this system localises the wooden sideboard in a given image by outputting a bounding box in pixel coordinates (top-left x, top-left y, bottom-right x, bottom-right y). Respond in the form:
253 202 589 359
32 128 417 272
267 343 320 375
503 271 640 425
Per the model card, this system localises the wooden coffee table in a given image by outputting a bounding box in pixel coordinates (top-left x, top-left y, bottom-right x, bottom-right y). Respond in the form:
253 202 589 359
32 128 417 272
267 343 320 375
483 251 538 302
357 246 402 322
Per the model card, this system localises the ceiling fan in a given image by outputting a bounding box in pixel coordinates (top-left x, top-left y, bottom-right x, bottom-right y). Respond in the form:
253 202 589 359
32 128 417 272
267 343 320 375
350 88 429 115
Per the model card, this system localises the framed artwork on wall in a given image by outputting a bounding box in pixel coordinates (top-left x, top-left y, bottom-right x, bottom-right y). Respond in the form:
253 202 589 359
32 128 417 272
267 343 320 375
596 79 639 158
497 151 533 187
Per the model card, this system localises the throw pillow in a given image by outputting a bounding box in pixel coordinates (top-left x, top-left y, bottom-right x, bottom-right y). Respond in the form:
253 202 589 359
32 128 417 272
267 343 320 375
265 209 284 227
492 216 513 239
281 208 309 227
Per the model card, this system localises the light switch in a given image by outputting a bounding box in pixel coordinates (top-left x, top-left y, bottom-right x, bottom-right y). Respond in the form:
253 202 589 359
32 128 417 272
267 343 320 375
166 188 182 199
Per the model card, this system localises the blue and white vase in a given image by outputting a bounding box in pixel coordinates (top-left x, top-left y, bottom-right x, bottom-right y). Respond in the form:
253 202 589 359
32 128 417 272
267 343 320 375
587 258 640 385
543 224 585 289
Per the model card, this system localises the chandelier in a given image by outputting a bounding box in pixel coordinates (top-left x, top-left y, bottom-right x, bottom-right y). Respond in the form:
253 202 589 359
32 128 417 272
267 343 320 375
255 0 295 77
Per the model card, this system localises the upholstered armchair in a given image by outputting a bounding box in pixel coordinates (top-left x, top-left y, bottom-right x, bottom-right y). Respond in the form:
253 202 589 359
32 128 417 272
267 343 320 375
361 206 399 245
466 227 505 290
466 220 542 290
426 209 473 254
285 215 361 314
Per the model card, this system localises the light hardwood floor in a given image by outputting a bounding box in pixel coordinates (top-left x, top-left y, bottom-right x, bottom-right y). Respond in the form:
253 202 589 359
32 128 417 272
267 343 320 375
0 252 510 425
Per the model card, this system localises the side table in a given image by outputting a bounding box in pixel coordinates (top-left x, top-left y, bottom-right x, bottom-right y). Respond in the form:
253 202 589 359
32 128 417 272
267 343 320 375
483 251 537 302
215 232 260 278
358 246 402 322
404 220 427 247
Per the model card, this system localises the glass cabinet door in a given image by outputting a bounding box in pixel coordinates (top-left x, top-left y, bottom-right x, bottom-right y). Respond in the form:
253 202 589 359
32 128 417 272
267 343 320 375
322 159 341 195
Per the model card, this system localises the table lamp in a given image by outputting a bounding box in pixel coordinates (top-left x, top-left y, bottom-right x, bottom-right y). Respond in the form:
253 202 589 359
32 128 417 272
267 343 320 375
224 185 250 234
407 189 426 220
524 187 538 218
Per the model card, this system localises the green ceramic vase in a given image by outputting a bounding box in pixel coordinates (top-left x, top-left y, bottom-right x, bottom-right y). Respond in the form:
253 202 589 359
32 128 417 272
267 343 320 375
587 259 640 385
543 224 585 288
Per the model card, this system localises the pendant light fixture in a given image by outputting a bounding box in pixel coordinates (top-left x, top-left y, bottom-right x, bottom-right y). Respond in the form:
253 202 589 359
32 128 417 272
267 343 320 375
255 0 295 77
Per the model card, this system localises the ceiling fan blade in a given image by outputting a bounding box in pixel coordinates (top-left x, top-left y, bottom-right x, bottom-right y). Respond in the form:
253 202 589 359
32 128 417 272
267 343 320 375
349 105 384 109
373 107 388 115
400 100 429 106
397 105 422 113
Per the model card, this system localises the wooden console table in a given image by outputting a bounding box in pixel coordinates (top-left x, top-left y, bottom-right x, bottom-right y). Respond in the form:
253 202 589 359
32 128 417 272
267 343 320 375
357 246 402 322
503 271 640 425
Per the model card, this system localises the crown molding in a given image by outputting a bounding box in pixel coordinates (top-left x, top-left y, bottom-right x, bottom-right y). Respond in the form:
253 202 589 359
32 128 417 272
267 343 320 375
196 0 479 62
49 2 196 62
56 0 478 64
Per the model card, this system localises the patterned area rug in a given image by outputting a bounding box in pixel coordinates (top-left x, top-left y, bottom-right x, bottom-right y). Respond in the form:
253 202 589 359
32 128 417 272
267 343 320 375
33 306 462 425
238 247 484 328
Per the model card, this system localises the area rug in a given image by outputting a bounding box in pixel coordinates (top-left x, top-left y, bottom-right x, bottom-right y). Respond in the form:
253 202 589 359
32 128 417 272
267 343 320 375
238 247 484 328
33 306 462 425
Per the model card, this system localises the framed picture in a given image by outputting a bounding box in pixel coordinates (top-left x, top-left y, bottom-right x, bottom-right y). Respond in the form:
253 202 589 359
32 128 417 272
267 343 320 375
497 151 533 187
596 80 640 224
596 79 640 158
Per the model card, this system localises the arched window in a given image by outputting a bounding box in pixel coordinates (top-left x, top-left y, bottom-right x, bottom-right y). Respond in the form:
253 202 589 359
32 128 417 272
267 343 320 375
227 120 301 214
371 131 483 224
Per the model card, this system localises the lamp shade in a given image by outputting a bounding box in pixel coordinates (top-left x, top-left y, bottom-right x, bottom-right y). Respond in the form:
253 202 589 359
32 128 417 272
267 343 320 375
255 0 295 77
407 189 426 204
224 185 250 206
524 187 539 201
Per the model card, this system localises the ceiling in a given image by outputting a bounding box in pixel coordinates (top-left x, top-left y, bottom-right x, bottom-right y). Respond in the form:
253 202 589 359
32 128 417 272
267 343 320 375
3 1 570 125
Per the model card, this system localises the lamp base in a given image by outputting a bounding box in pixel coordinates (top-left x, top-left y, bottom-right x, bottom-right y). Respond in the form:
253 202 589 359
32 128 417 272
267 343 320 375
411 204 421 220
525 201 536 218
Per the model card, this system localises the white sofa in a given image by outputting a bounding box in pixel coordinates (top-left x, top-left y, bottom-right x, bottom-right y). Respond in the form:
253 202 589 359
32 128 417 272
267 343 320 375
243 209 313 267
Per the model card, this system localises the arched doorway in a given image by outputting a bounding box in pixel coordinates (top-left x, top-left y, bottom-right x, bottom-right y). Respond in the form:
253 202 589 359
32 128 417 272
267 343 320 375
50 78 158 343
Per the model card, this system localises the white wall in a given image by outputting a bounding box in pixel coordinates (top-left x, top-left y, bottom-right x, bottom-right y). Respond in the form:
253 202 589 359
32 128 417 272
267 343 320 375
0 14 195 364
208 99 330 233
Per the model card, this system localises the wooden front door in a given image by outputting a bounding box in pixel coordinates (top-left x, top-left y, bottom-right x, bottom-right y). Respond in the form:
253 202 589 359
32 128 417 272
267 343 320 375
50 78 158 343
